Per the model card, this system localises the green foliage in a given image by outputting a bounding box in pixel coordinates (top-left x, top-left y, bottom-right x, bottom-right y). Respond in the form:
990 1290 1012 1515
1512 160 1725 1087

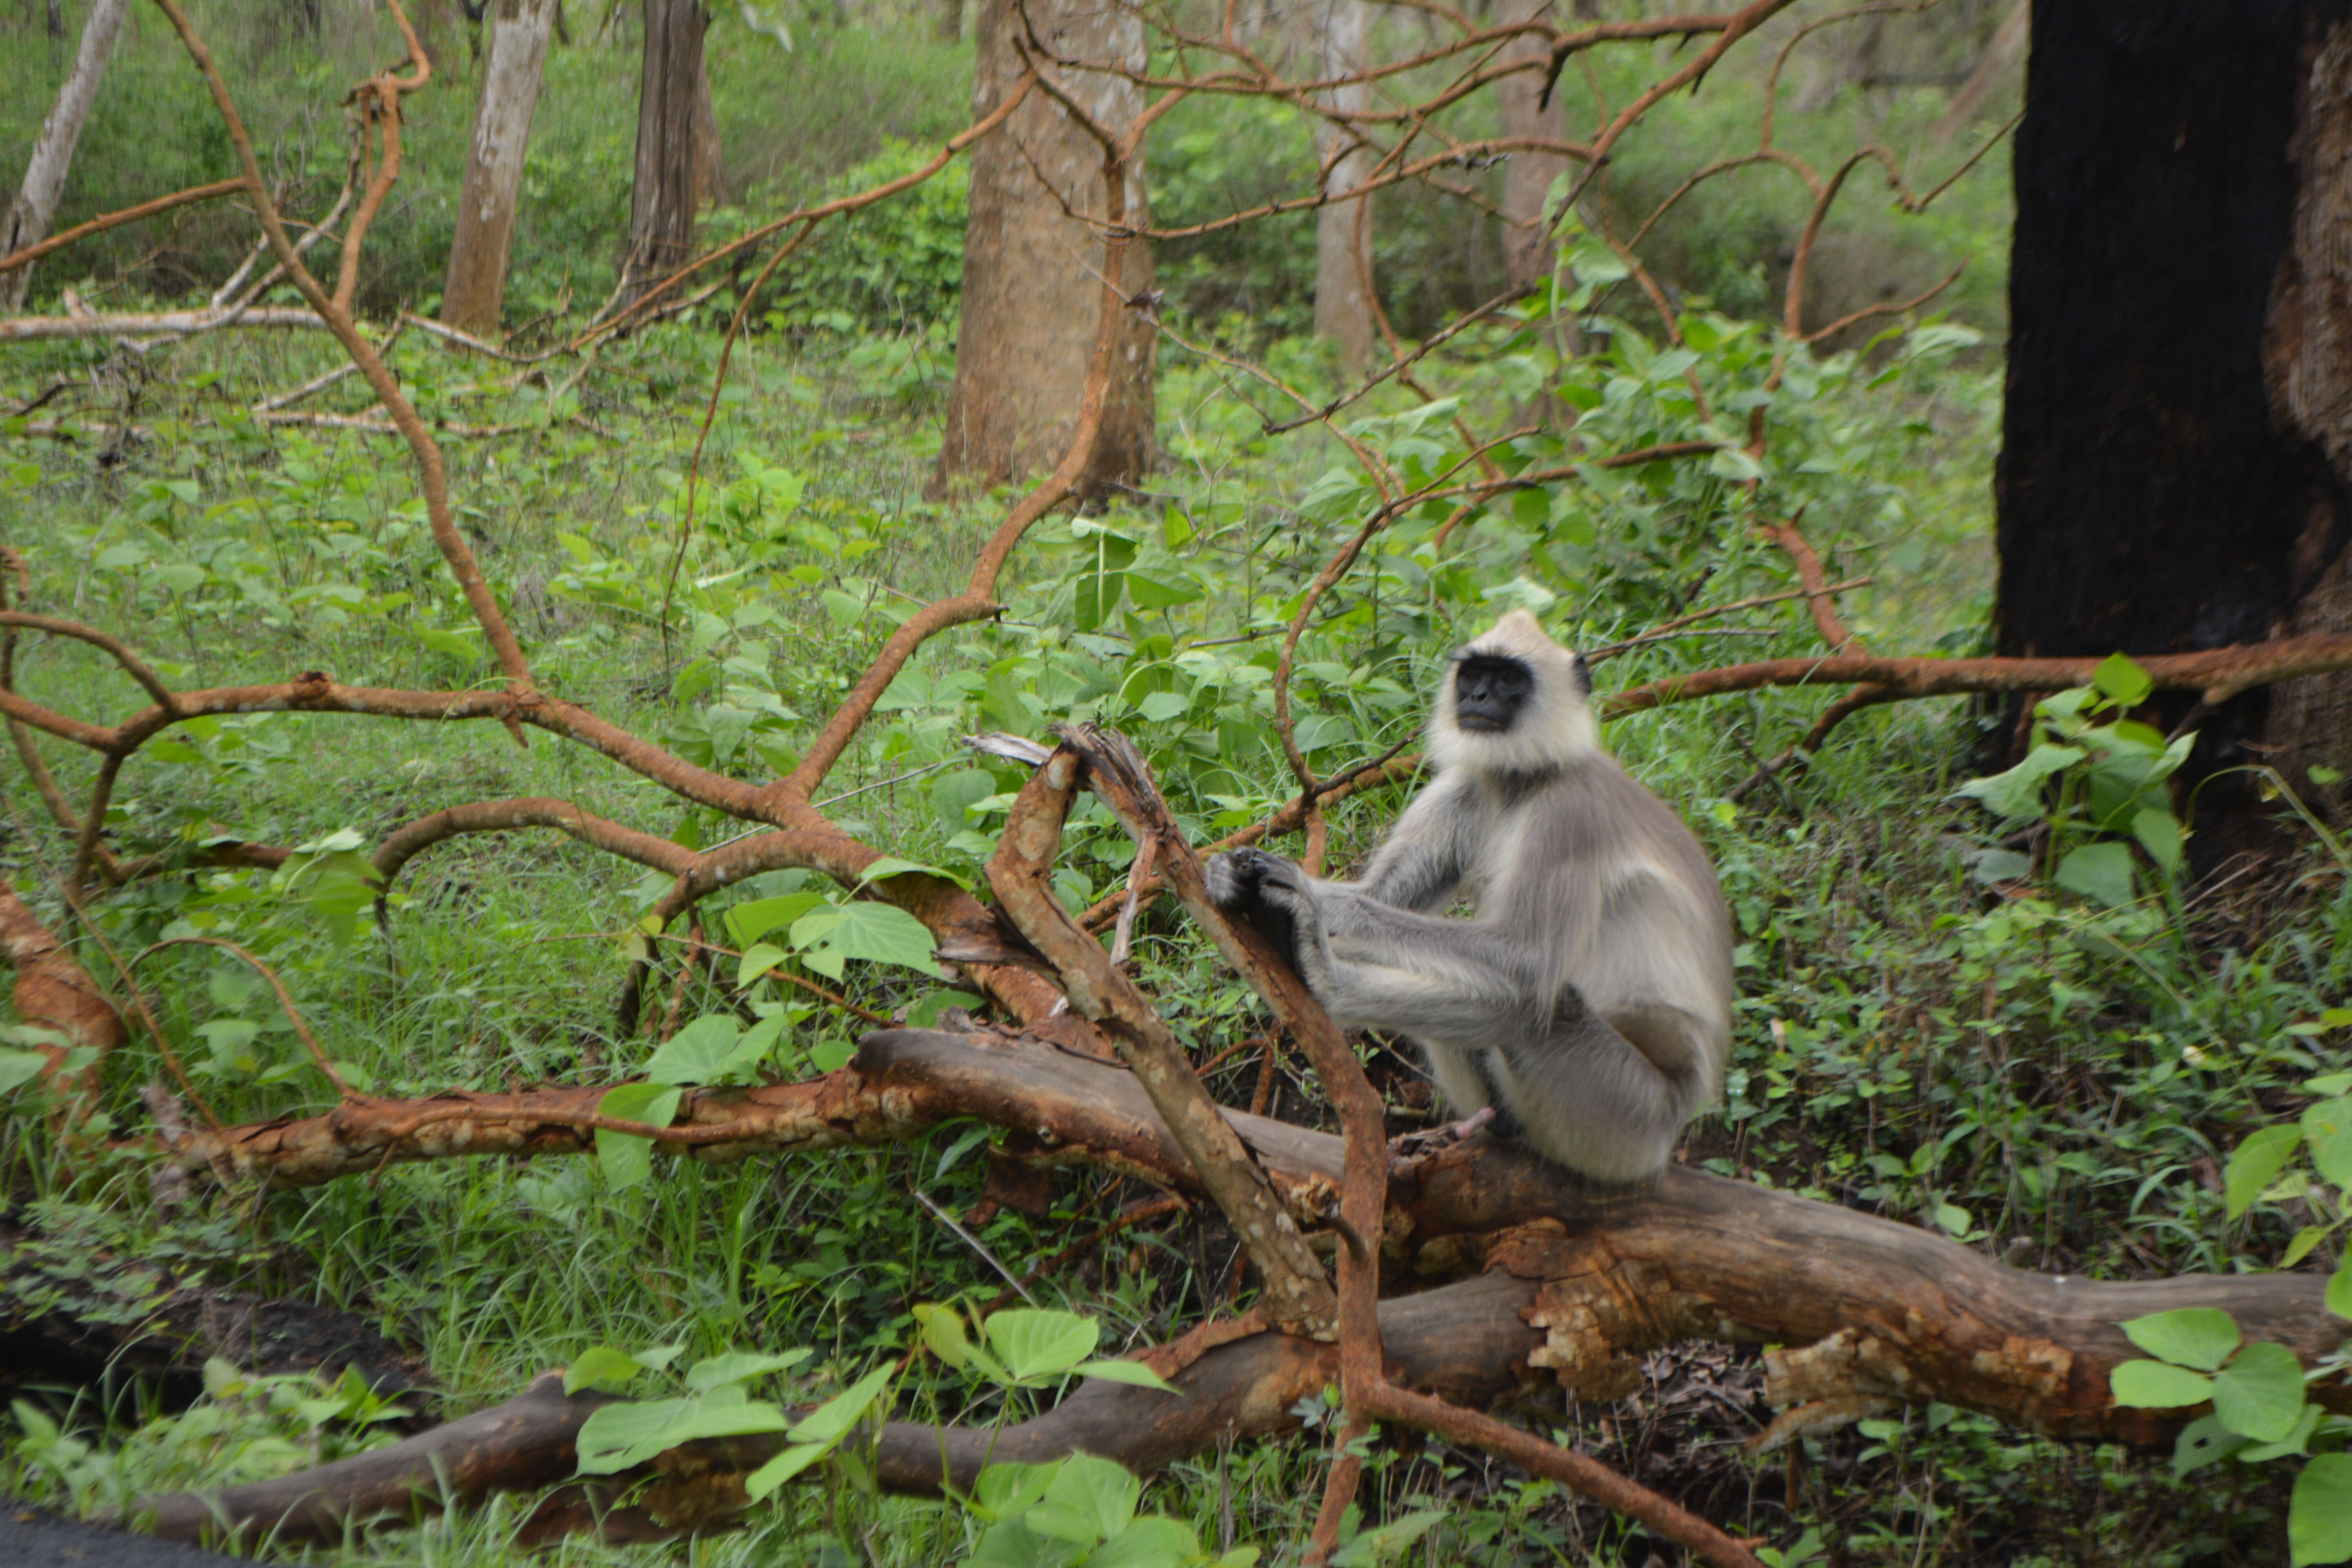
1954 655 2196 908
2110 1305 2352 1561
6 1359 407 1518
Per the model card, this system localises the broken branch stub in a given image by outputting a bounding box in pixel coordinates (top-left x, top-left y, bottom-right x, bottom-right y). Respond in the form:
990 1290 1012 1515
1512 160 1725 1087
984 745 1338 1338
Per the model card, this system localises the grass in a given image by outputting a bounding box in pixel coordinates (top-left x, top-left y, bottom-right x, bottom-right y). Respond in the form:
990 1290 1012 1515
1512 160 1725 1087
0 4 2343 1565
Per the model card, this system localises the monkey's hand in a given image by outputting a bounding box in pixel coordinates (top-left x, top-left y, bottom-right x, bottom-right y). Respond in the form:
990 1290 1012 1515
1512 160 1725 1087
1204 846 1305 912
1204 848 1316 976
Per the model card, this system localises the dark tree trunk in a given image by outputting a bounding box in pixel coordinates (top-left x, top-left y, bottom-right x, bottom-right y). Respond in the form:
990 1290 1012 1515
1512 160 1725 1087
1994 0 2352 829
619 0 708 309
931 0 1155 495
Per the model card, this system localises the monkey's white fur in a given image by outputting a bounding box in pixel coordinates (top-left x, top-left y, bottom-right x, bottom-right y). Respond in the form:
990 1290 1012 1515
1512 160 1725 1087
1207 610 1731 1183
1428 610 1599 776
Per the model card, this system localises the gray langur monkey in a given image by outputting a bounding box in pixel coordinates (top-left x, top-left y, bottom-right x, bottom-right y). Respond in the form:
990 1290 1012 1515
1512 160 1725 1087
1205 609 1733 1183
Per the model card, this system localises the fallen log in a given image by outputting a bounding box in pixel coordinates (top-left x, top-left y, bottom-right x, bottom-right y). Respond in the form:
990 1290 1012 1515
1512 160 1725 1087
164 1027 2341 1449
0 307 323 343
145 1273 1541 1545
0 1218 433 1407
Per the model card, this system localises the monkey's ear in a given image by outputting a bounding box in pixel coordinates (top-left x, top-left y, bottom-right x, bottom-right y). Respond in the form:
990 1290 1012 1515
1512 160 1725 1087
1569 651 1592 697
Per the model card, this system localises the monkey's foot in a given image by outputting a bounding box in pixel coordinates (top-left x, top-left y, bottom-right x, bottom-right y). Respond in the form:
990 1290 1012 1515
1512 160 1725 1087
1449 1105 1498 1140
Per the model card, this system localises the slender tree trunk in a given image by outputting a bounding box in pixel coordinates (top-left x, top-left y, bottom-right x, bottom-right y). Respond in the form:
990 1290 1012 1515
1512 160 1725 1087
691 50 722 207
4 0 129 312
1927 0 2028 148
619 0 707 308
1994 0 2352 845
1496 0 1564 291
1313 0 1377 374
440 0 559 337
931 0 1156 494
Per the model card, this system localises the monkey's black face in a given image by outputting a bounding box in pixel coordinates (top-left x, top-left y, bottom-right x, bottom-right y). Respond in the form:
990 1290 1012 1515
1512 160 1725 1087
1450 653 1533 733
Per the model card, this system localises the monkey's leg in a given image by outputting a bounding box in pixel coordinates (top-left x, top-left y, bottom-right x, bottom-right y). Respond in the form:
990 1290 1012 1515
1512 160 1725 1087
1486 1010 1700 1184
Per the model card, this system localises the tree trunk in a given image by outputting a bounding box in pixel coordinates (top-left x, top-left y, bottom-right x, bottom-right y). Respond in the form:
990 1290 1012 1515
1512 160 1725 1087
1496 0 1564 291
692 51 723 208
440 0 559 338
619 0 708 309
1313 0 1377 374
931 0 1156 495
3 0 129 312
2259 15 2352 809
1993 0 2352 837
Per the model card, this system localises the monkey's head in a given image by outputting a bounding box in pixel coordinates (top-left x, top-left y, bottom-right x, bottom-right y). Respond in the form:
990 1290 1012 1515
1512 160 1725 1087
1430 609 1599 777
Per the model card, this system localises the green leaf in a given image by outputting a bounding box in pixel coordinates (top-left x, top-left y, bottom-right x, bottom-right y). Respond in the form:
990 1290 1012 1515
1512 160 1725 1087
1026 1452 1139 1544
2107 1359 2214 1408
971 1460 1059 1522
595 1083 682 1189
727 893 827 949
915 1302 976 1369
2122 1308 2241 1370
930 771 996 834
2293 1453 2352 1565
574 1394 790 1474
1089 1515 1204 1568
2307 1098 2352 1189
1136 690 1191 723
788 1363 897 1445
2285 1227 2332 1267
564 1345 648 1395
2171 1413 2247 1478
857 855 966 889
789 901 939 973
2241 1400 2325 1462
1330 1508 1450 1566
2131 807 2185 874
0 1048 49 1095
684 1349 811 1394
413 626 483 661
1705 446 1764 483
986 1309 1100 1383
2229 1125 2307 1218
644 1015 740 1086
1126 572 1203 610
1953 744 2084 822
1074 571 1126 632
821 588 865 630
2211 1341 2307 1441
743 1362 897 1500
1071 1359 1181 1393
2328 1255 2352 1321
737 942 793 987
2054 842 2137 908
965 1518 1085 1568
2092 653 2154 708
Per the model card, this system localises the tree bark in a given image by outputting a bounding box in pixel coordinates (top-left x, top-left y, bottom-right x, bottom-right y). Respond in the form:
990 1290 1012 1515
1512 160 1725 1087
932 0 1156 495
1993 1 2352 834
1496 0 1564 290
440 0 559 338
2261 15 2352 808
1313 0 1377 373
3 0 129 312
619 0 708 309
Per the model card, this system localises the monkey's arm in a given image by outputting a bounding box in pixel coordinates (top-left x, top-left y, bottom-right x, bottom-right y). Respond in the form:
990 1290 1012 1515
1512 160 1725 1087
1338 775 1482 912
